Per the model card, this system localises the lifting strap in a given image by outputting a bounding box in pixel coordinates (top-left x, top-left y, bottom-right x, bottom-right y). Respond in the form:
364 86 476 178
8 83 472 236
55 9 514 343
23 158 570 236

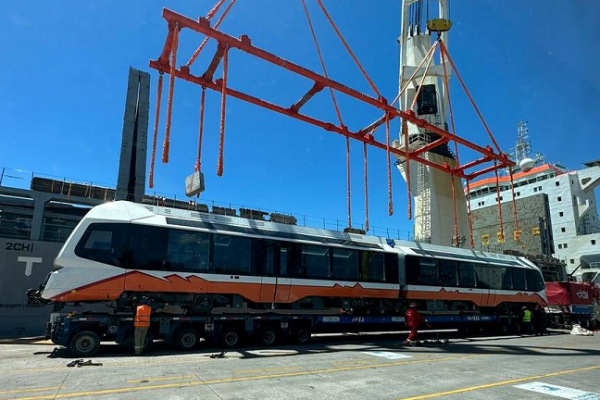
163 22 179 164
195 87 206 172
149 73 163 188
216 44 229 177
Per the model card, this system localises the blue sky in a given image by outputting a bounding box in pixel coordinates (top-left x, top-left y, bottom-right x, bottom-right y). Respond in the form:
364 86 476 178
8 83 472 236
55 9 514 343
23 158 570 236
1 1 599 236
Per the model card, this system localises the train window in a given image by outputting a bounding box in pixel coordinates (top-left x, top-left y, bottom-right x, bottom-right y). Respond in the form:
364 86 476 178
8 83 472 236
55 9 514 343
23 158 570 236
75 223 130 268
511 268 527 291
213 234 253 275
458 262 476 288
130 225 167 270
474 265 493 289
438 259 458 287
360 251 385 282
165 229 210 272
302 245 331 279
500 267 512 290
333 248 359 280
525 269 544 292
418 258 439 285
384 253 399 283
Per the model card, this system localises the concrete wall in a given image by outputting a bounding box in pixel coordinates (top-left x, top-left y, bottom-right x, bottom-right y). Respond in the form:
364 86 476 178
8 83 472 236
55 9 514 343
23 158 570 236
471 194 552 255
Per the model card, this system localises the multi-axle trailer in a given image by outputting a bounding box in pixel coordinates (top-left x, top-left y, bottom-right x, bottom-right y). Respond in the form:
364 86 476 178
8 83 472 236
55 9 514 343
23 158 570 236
47 310 523 357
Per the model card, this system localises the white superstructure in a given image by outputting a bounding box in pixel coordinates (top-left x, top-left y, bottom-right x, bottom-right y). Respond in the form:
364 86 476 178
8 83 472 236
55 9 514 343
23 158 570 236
469 157 600 282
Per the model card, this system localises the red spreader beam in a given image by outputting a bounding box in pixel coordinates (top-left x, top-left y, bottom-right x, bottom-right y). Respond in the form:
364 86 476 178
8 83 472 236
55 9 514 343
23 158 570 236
149 8 514 182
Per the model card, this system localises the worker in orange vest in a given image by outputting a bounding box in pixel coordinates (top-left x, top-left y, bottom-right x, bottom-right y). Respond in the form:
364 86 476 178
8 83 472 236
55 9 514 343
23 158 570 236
134 297 151 355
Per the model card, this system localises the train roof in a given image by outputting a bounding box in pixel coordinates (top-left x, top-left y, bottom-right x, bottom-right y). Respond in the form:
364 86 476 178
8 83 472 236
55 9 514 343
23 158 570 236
84 201 537 269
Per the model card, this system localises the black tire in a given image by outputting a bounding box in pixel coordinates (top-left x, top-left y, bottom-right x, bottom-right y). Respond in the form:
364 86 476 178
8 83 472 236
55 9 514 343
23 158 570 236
175 328 200 351
69 331 101 357
220 327 242 348
512 322 522 334
498 322 509 335
294 327 311 344
257 327 278 346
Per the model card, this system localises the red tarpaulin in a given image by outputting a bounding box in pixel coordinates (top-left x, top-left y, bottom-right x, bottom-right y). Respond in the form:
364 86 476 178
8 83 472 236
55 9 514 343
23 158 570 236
545 282 594 306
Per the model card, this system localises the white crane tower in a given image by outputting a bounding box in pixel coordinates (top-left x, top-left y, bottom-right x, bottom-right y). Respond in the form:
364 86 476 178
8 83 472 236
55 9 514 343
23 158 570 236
393 0 469 246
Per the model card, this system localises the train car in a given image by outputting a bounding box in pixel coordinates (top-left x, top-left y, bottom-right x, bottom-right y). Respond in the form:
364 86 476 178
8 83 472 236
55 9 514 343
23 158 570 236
38 201 546 316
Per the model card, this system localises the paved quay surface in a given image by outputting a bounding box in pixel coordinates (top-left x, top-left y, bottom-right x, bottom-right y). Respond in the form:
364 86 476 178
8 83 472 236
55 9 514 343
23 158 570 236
0 331 599 400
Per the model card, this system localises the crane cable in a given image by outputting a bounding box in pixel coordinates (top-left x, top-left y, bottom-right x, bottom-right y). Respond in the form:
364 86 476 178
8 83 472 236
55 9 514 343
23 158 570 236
509 166 520 241
493 160 505 241
465 179 475 248
363 142 369 231
205 0 228 20
187 0 238 68
300 0 351 228
162 22 179 164
314 0 381 99
149 73 164 189
385 112 393 216
441 41 461 246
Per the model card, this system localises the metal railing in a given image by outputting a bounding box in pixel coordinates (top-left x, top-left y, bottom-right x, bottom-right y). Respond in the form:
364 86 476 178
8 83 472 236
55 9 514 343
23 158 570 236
0 166 414 241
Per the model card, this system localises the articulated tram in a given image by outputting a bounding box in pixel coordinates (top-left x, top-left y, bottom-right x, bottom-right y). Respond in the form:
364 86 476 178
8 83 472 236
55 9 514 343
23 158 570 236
40 201 546 315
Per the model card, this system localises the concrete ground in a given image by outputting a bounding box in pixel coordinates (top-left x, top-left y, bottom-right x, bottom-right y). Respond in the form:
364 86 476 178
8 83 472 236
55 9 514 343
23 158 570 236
0 330 599 400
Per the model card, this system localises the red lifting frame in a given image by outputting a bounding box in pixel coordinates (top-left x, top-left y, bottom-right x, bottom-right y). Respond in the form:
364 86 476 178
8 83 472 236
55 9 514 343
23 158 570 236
149 8 514 182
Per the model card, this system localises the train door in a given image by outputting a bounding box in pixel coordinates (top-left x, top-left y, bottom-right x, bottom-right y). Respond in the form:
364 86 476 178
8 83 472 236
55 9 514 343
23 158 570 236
274 243 293 302
258 240 277 302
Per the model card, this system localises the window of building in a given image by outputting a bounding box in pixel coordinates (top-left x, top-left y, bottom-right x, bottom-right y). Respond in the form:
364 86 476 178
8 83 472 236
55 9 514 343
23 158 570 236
556 181 560 186
516 192 521 197
558 196 562 202
592 240 596 245
570 259 575 264
559 212 564 217
558 244 563 249
561 227 566 233
534 187 537 193
332 248 358 280
564 243 568 249
301 245 331 279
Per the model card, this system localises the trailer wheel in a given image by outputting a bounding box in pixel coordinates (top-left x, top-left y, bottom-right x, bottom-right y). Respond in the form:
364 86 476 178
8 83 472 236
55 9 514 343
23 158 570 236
512 321 522 334
294 327 311 344
175 328 200 351
257 327 278 346
69 331 100 357
498 322 509 335
220 327 242 348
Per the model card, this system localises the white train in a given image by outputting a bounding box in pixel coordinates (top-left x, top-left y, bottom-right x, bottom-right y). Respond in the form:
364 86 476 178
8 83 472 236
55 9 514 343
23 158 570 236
40 201 546 314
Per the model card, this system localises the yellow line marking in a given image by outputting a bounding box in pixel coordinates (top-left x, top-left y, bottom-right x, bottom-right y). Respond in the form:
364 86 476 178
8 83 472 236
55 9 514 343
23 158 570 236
127 375 196 384
396 364 600 400
10 355 481 400
0 387 62 395
331 360 382 366
233 366 302 374
0 358 211 375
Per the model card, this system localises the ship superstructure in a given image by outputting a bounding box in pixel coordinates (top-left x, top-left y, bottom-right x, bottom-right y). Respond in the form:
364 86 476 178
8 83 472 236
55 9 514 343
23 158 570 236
468 123 600 281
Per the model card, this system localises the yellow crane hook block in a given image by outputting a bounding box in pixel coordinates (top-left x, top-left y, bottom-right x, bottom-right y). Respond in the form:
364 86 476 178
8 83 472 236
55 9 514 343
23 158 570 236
427 19 452 33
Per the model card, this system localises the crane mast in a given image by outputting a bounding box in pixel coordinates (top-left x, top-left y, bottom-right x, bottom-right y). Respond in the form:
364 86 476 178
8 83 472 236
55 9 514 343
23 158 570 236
394 0 469 246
